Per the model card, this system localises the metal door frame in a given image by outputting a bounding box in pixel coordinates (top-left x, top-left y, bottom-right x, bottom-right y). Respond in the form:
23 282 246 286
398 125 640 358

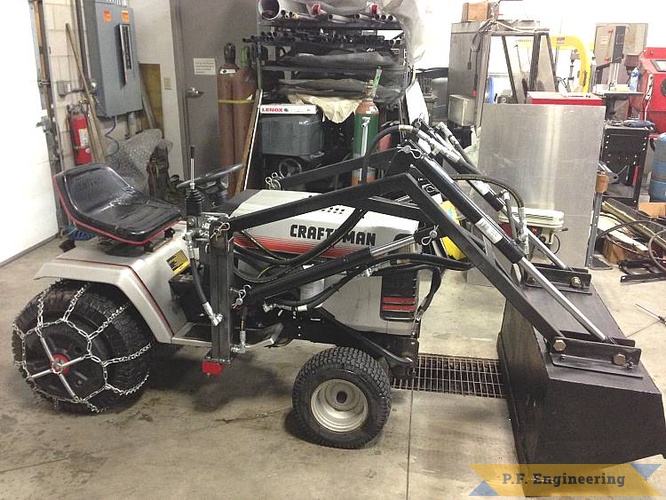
169 0 189 175
29 0 66 227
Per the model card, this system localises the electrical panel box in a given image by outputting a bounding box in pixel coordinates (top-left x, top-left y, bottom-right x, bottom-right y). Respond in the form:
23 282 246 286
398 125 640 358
593 23 648 66
594 24 625 65
83 0 141 117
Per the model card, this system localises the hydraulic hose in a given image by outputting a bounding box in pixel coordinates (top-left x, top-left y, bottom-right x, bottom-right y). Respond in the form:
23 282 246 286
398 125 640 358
235 245 283 265
414 265 443 320
418 121 568 270
434 121 477 168
360 123 464 183
189 257 209 308
257 208 368 279
239 229 283 259
184 231 221 326
413 121 506 212
278 208 367 266
271 270 361 308
360 125 405 184
315 308 413 368
268 253 469 310
451 174 525 208
648 228 666 273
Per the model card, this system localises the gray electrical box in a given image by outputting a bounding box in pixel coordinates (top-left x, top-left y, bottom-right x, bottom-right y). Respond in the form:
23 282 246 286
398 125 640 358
83 0 141 117
594 23 648 65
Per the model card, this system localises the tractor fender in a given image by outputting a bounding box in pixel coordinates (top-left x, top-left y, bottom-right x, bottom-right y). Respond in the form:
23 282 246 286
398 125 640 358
35 236 190 344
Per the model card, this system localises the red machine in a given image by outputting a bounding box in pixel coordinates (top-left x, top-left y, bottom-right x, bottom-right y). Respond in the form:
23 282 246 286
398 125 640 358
526 91 603 107
67 105 92 165
630 47 666 133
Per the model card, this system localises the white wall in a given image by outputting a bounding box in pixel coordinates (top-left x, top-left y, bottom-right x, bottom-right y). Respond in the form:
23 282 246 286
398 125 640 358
131 0 184 177
417 0 666 69
1 1 58 264
125 0 666 177
500 0 666 47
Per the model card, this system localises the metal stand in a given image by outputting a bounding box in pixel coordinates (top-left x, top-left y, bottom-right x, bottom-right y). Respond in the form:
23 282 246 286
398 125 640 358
209 216 233 364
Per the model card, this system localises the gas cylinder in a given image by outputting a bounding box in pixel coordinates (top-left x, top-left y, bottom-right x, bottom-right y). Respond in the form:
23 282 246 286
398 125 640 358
218 43 238 167
231 46 257 167
649 133 666 201
68 104 92 165
351 81 379 185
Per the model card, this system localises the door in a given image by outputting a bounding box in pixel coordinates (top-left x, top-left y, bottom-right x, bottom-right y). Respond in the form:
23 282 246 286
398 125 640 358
171 0 257 177
0 1 58 264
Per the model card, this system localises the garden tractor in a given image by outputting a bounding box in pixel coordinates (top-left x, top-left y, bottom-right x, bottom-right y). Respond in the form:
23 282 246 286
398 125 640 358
11 120 666 462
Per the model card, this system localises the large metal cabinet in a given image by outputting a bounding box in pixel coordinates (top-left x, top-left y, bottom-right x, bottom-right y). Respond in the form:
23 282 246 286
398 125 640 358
82 0 141 117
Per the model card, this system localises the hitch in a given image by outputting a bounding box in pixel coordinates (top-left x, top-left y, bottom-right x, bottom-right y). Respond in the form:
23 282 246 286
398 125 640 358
202 355 226 376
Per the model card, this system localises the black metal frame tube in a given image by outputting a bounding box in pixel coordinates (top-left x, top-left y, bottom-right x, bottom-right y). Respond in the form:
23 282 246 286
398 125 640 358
228 171 566 342
209 226 233 362
220 148 615 345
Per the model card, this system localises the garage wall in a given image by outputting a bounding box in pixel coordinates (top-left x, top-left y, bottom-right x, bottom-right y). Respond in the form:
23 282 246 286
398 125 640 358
127 0 666 174
131 0 183 177
41 0 82 170
1 1 58 264
418 0 666 69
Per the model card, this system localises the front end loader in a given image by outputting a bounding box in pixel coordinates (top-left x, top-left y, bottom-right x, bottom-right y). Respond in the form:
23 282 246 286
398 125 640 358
11 121 666 461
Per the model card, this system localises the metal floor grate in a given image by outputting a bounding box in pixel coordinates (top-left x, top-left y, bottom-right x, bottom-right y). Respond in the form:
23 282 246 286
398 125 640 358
391 353 506 398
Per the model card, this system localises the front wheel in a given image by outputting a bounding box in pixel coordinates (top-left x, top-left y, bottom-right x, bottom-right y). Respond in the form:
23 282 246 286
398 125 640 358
12 280 153 413
292 346 392 448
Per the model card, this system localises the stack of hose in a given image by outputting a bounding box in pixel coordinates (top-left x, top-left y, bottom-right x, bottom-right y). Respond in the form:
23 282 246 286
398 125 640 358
598 200 666 273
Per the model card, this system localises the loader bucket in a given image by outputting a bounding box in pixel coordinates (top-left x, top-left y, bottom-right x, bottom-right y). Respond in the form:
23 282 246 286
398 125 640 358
498 283 666 464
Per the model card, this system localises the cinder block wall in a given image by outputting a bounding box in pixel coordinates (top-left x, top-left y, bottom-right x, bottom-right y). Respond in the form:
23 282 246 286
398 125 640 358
42 0 131 171
42 0 79 169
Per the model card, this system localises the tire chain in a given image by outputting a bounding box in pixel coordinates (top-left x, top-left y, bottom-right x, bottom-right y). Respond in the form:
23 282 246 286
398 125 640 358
12 284 152 413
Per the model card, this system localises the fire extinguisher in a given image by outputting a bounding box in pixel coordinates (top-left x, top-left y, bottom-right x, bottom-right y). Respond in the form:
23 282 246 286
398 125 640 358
68 104 92 165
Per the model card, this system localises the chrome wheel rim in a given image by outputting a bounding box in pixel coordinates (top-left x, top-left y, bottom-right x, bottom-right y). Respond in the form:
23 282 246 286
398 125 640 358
311 379 368 433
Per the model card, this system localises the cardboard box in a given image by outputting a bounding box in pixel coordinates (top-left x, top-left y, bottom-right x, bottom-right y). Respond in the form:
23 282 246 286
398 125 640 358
638 202 666 218
462 2 490 22
602 238 645 264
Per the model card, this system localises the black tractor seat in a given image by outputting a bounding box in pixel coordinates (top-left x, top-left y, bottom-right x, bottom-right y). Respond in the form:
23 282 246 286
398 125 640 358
54 163 182 245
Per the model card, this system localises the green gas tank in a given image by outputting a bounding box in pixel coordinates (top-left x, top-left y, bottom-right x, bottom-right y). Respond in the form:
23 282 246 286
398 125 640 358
352 81 379 185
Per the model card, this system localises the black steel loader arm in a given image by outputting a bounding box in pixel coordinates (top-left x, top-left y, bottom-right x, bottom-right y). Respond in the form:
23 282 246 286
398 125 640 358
205 126 639 365
214 170 585 338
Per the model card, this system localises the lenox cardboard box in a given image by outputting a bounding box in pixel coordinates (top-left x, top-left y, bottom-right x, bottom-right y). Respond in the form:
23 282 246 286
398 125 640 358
259 104 323 157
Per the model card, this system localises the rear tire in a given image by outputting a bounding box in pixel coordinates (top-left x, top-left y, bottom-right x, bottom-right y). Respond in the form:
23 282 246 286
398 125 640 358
292 346 392 448
12 280 152 413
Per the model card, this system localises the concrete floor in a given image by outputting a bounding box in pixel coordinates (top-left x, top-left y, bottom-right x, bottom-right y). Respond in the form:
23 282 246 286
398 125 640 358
1 238 666 499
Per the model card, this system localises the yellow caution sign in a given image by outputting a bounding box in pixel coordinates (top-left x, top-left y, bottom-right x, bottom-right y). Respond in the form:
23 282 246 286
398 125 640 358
167 250 190 276
470 463 661 496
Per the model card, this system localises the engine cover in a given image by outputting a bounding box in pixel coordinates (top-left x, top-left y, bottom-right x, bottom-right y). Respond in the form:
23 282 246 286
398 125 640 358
231 190 420 257
230 190 422 336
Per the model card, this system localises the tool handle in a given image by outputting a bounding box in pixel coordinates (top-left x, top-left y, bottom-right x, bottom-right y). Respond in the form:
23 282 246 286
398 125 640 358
189 145 196 188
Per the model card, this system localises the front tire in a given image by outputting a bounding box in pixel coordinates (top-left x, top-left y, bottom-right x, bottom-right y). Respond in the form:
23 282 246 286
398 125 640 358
292 346 392 449
12 280 153 413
